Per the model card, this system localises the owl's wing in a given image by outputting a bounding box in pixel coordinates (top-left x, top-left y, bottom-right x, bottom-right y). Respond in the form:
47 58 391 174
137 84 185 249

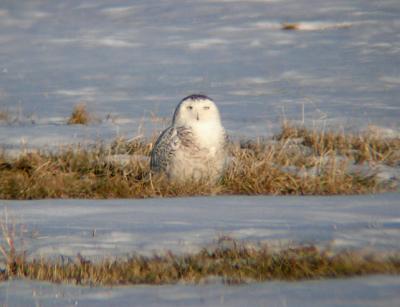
222 130 230 152
150 126 194 172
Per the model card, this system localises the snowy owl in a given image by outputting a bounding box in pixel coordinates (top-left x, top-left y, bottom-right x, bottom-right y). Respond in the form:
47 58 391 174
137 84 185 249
150 94 228 182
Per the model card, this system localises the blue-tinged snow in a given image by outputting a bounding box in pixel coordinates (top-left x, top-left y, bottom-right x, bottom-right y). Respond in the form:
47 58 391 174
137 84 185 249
1 0 400 150
1 1 400 306
1 276 400 307
1 193 400 306
1 194 399 259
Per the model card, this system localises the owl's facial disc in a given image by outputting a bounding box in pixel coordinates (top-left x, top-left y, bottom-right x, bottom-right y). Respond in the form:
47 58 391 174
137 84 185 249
184 100 215 122
173 95 221 127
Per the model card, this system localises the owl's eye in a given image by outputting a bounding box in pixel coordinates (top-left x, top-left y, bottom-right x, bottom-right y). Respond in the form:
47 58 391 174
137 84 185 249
203 106 210 110
187 106 193 110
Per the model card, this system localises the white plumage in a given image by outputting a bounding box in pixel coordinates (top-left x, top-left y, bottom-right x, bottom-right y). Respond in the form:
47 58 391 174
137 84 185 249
150 94 228 182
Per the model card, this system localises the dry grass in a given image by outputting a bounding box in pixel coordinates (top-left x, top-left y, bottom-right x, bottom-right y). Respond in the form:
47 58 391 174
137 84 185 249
282 23 300 31
276 124 400 166
67 104 90 125
0 125 398 199
0 238 399 286
0 207 399 286
0 210 27 277
0 110 10 122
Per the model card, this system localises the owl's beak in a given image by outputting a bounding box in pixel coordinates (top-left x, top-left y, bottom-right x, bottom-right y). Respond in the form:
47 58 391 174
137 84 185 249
196 113 200 121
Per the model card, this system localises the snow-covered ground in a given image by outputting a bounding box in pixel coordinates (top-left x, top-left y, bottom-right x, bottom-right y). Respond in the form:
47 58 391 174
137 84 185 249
1 0 400 305
1 194 400 260
1 0 400 150
1 276 400 307
1 193 400 306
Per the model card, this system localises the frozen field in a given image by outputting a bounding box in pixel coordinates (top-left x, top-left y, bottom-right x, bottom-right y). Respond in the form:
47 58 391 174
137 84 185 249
1 194 400 260
0 0 400 150
1 0 400 306
1 193 400 306
1 276 400 307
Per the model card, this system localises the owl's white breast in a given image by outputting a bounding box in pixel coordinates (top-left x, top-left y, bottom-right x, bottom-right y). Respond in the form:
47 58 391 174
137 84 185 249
190 121 225 155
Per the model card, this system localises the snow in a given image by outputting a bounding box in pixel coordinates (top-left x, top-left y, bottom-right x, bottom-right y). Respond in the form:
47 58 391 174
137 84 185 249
1 194 399 259
3 194 400 305
1 193 399 305
1 276 400 307
1 0 400 305
1 0 400 151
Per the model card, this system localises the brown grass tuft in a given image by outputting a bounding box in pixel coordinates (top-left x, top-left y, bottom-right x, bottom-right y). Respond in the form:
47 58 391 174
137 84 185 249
0 110 10 122
276 123 400 166
0 210 26 275
67 104 90 125
282 23 300 31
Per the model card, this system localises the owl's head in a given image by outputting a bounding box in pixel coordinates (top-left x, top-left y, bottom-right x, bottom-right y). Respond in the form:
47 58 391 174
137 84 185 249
172 94 222 127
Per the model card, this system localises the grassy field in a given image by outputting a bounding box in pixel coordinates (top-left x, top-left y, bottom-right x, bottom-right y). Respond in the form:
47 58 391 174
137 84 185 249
1 236 399 286
1 123 399 285
0 124 398 199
